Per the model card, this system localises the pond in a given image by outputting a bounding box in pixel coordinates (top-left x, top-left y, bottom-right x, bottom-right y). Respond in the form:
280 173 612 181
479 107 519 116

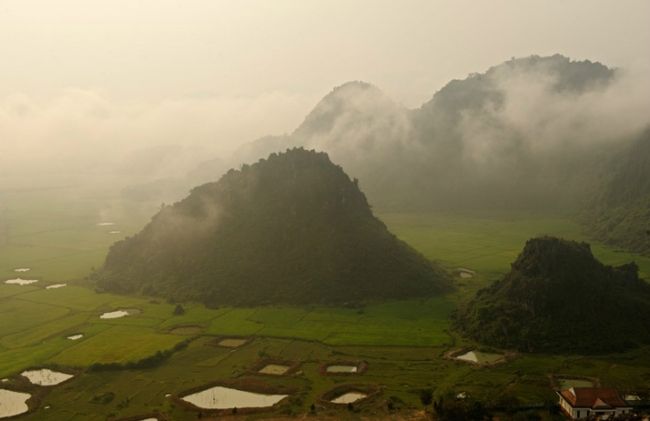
21 369 73 386
4 278 38 286
13 268 30 273
0 389 31 418
217 338 247 348
455 350 504 364
96 222 115 226
331 392 367 404
46 283 67 289
181 386 287 410
326 365 358 373
258 364 290 375
99 309 140 319
457 268 475 279
67 334 83 341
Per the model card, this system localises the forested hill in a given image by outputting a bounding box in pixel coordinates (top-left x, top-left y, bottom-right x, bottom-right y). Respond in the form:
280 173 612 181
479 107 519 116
455 237 650 353
97 148 450 306
585 130 650 255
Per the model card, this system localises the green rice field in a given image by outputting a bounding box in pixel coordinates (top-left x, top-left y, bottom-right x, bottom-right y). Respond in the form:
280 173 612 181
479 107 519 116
1 184 650 419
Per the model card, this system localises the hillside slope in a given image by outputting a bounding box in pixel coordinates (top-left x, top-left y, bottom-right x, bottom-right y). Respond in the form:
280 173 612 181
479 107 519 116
455 237 650 353
585 130 650 255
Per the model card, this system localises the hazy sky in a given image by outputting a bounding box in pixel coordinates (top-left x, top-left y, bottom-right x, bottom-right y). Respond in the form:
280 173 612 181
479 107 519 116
2 0 649 104
1 0 649 175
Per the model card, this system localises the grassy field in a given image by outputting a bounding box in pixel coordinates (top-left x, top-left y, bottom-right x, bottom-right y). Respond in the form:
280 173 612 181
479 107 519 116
1 184 650 419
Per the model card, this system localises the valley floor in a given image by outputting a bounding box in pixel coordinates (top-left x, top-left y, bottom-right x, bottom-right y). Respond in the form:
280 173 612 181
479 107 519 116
1 184 649 419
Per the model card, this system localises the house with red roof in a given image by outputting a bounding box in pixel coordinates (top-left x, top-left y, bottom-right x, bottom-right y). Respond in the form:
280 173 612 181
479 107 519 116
557 387 632 419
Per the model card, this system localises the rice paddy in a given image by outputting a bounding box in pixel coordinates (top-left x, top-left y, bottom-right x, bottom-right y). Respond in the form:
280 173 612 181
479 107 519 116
21 369 73 386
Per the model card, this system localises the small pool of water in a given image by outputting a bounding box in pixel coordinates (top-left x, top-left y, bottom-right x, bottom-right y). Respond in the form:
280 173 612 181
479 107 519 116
455 350 504 364
46 283 67 289
4 278 38 286
96 222 115 226
21 369 73 386
326 365 358 373
181 386 287 409
0 389 31 418
67 334 83 341
331 392 367 404
99 309 140 319
14 268 30 273
218 338 247 348
457 268 475 278
258 364 290 375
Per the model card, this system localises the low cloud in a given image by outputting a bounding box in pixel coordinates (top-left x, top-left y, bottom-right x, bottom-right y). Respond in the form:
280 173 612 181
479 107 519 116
457 64 650 168
0 89 316 182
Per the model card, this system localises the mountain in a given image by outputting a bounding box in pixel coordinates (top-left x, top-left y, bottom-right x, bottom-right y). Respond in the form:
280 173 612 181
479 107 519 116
233 55 626 211
585 130 650 255
96 148 450 306
454 237 650 353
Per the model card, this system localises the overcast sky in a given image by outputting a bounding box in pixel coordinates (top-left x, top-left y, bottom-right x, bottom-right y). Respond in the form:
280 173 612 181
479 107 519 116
2 0 649 105
1 0 649 171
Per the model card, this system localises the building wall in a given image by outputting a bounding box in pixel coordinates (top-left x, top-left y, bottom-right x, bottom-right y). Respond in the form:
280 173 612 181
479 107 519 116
558 394 631 419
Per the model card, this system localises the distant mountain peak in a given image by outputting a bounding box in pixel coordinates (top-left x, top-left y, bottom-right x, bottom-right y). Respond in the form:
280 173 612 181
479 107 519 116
294 80 402 137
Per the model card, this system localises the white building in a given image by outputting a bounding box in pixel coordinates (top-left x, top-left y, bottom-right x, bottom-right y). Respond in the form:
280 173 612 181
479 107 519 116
557 387 632 419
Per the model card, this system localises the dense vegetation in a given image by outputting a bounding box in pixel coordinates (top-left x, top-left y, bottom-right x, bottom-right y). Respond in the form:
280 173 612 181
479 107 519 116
97 148 449 305
585 130 650 255
455 236 650 353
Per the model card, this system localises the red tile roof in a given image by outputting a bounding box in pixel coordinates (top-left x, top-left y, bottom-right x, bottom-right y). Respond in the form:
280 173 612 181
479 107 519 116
559 388 628 408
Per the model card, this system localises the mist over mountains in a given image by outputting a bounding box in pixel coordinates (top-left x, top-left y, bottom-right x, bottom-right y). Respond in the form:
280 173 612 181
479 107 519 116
232 55 649 212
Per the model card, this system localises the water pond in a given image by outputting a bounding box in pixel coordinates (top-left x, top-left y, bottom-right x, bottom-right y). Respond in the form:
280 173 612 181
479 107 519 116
218 338 247 348
4 278 38 286
326 365 358 373
0 389 31 418
67 334 83 341
99 308 140 319
258 364 290 375
46 283 67 289
457 268 475 278
21 369 73 386
455 350 504 364
181 386 287 409
331 392 367 404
